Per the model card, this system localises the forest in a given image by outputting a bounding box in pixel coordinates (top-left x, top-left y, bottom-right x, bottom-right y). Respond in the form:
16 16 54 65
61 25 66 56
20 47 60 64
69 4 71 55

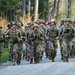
0 0 75 29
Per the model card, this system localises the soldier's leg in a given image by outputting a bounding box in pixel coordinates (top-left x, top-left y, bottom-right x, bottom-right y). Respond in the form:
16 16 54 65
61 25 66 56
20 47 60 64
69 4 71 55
0 43 3 62
51 40 57 62
69 43 74 58
29 45 33 64
60 41 63 60
26 44 31 61
62 45 68 62
33 45 37 64
13 43 18 65
8 43 13 61
0 52 1 60
45 42 49 58
73 44 75 57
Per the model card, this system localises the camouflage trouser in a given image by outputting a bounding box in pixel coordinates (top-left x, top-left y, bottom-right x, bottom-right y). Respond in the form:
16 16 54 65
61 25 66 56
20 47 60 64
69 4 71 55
0 51 2 61
8 42 13 61
37 43 45 60
13 43 21 62
22 42 27 59
48 39 57 60
33 43 41 63
72 43 75 57
59 40 63 57
0 43 3 61
26 43 33 60
69 38 75 57
8 42 21 63
61 40 72 57
45 41 49 57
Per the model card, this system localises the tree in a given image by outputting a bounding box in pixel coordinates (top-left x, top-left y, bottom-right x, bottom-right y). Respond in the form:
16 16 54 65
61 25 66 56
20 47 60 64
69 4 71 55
0 0 21 21
22 0 26 24
50 0 57 20
28 0 31 17
47 0 51 22
55 0 60 20
34 0 39 21
67 0 71 18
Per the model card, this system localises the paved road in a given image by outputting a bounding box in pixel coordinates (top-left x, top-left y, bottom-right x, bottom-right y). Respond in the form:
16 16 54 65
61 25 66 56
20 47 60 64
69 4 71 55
0 46 75 75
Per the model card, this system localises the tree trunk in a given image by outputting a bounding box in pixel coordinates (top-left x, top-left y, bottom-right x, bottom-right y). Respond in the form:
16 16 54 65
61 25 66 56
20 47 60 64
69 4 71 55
55 0 60 20
50 0 57 20
22 0 26 25
34 0 39 22
28 0 31 17
47 0 50 22
67 0 71 18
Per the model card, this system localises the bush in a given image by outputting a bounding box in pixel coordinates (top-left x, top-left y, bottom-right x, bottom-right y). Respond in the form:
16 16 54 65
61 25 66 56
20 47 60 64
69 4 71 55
0 48 8 63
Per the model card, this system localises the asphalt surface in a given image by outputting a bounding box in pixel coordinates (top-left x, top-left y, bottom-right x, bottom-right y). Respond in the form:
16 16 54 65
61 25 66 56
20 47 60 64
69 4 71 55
0 45 75 75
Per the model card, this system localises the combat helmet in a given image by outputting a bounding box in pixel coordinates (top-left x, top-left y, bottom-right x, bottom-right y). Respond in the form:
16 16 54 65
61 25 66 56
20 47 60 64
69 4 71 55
64 18 72 23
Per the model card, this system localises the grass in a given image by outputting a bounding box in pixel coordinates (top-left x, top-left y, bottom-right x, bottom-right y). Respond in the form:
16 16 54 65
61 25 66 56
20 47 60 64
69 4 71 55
0 48 8 63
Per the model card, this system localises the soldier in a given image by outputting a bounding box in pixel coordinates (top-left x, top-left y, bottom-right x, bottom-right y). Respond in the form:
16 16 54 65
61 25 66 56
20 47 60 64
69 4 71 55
4 23 11 48
60 18 74 62
16 21 26 60
3 23 12 61
6 21 21 65
45 22 51 58
26 23 34 63
25 22 34 62
47 19 59 62
0 26 4 62
72 20 75 57
32 23 44 64
59 19 65 60
38 21 46 61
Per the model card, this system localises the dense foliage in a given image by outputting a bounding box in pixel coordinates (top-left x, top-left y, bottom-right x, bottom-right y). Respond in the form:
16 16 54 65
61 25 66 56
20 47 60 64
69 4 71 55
0 0 75 22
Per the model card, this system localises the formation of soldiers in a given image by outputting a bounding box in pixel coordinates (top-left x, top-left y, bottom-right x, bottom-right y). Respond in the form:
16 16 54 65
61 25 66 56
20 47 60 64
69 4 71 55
0 18 75 65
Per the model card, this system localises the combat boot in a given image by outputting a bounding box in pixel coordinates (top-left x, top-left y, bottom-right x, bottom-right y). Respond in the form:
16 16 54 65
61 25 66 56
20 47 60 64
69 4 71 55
17 60 21 65
71 54 74 58
52 59 54 62
34 58 37 64
13 61 16 66
63 56 66 62
61 55 63 60
52 56 55 62
66 57 69 62
37 57 39 63
30 58 33 64
39 56 42 61
27 56 30 61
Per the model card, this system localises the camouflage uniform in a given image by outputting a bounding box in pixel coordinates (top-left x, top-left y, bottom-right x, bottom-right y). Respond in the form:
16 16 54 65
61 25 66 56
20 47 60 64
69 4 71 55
71 21 75 57
0 26 4 61
39 23 46 60
47 19 59 62
60 18 74 62
3 23 12 61
59 19 65 60
16 21 26 60
45 22 51 58
6 22 21 65
3 23 11 48
32 24 44 63
26 24 34 63
71 38 75 57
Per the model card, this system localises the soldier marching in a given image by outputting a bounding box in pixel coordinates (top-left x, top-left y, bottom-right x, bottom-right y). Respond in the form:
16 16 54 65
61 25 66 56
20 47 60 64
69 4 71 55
0 18 75 65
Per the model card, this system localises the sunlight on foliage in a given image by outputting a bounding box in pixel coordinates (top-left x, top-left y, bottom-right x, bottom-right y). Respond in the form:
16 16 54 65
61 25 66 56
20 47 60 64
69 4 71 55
71 3 75 19
0 17 7 31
